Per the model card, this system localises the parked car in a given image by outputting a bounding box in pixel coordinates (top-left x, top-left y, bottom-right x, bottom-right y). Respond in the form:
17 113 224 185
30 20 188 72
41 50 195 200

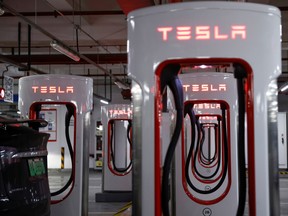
0 118 50 216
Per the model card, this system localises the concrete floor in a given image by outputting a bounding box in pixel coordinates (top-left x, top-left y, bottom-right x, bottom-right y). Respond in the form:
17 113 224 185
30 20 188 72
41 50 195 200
48 170 126 216
88 170 126 216
48 170 288 216
278 174 288 216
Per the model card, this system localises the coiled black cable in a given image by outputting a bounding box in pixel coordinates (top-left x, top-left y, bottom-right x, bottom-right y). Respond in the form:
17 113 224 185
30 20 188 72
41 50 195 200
160 64 183 216
186 108 221 180
185 104 228 194
199 123 208 163
51 104 74 196
199 123 218 166
110 120 132 173
192 115 220 179
234 64 247 216
126 120 133 170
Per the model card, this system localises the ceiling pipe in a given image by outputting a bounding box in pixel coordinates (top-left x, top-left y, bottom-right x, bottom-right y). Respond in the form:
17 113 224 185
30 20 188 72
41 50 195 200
1 10 124 17
93 93 112 103
1 53 127 65
17 22 21 56
45 2 112 54
0 1 129 89
0 54 47 75
0 74 129 80
27 24 31 71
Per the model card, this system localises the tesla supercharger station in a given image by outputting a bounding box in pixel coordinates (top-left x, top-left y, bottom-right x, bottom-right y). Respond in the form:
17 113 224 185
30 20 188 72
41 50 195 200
128 2 281 216
96 104 132 202
18 75 93 216
174 72 238 215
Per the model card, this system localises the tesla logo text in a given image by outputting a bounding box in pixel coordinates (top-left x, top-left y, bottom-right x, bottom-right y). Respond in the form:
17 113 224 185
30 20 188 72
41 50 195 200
183 84 226 92
157 25 246 41
199 116 217 120
194 103 220 110
109 109 132 117
32 86 74 94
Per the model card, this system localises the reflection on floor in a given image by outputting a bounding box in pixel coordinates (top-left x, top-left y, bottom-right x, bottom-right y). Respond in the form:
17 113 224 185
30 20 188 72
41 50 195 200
88 170 125 216
48 169 288 216
48 169 126 216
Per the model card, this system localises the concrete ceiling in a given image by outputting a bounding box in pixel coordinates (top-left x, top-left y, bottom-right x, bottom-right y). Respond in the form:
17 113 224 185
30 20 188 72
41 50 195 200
0 0 288 102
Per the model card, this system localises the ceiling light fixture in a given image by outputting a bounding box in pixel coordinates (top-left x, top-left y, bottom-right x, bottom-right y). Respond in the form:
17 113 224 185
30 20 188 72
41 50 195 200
0 7 4 16
114 81 130 90
100 99 109 104
50 40 80 62
279 83 288 92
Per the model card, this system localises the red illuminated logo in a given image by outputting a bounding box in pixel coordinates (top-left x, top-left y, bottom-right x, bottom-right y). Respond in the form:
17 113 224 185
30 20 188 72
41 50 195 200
157 25 246 41
109 109 132 116
194 103 220 110
199 116 217 120
183 84 226 92
32 86 74 94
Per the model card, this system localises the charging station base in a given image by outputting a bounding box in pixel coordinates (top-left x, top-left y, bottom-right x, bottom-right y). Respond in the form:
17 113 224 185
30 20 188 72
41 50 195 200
95 192 132 202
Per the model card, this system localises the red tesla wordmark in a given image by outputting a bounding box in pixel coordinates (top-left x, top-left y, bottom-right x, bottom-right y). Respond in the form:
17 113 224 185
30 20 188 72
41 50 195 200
157 25 246 41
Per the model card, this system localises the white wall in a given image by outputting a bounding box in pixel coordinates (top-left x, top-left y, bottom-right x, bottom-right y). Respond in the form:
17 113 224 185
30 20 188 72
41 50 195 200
44 105 74 169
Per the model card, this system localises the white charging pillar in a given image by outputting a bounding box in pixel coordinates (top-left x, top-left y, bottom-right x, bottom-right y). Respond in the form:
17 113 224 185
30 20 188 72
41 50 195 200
18 75 93 216
128 2 281 216
96 104 133 202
